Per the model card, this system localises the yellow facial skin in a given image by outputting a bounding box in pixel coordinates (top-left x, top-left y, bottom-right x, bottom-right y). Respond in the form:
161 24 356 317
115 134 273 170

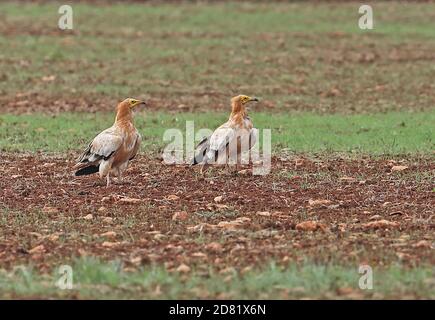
239 95 259 104
128 99 146 108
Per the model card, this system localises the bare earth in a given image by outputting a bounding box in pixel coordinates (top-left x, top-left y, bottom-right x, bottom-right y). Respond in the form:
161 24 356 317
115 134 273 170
0 154 433 273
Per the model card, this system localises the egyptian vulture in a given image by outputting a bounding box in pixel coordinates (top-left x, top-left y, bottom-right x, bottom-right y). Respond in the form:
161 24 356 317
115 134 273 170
74 98 146 186
192 95 259 174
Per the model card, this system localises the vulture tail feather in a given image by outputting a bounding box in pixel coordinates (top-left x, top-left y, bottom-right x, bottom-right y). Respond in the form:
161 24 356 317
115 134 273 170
75 165 100 176
192 136 210 165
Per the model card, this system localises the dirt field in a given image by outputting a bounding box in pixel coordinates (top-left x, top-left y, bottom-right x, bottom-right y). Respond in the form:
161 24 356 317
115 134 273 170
1 154 433 274
2 2 435 115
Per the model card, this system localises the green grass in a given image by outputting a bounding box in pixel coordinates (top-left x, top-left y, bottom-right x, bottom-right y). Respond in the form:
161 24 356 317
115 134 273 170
0 111 433 155
0 257 433 299
1 2 435 113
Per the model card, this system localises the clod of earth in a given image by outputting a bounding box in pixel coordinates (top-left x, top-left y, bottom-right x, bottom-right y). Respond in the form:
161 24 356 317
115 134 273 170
176 264 191 273
363 220 399 229
296 221 328 232
391 165 409 172
172 211 188 221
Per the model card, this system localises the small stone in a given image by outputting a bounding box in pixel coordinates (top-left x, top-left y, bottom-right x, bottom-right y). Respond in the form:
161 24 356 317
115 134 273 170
296 221 327 232
167 194 180 201
206 242 223 252
391 165 408 172
214 196 223 203
308 199 332 207
28 245 45 254
176 264 191 273
172 211 188 221
413 240 432 248
100 231 117 238
369 215 382 221
42 206 59 214
103 217 113 223
363 220 399 229
102 241 120 248
339 176 356 183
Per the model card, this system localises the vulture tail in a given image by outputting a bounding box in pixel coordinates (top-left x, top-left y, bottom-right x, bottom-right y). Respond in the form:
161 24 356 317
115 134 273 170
75 165 100 176
192 136 210 165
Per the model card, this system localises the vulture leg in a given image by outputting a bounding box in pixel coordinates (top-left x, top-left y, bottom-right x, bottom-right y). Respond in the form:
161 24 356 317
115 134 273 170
200 161 209 175
117 168 122 183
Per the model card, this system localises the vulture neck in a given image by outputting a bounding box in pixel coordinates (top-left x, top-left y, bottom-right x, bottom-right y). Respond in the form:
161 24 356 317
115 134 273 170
229 101 247 121
115 103 134 125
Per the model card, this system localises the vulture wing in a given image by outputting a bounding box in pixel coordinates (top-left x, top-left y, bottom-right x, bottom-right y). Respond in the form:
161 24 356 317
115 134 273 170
74 126 123 176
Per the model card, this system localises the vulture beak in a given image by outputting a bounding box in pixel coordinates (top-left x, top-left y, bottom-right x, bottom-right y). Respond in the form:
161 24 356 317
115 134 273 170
133 100 147 108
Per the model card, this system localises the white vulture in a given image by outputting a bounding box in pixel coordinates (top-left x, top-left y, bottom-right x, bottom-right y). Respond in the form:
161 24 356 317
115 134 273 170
74 98 146 186
192 95 259 174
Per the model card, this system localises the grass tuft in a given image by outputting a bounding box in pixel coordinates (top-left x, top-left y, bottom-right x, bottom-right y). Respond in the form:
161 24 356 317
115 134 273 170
0 257 433 299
